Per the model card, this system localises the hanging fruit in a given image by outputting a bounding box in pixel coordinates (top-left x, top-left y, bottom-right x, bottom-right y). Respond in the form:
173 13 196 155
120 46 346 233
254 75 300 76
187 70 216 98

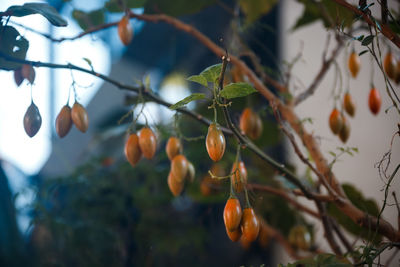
239 108 263 140
167 171 184 197
118 15 133 46
240 208 260 243
24 101 42 137
224 197 242 232
124 133 142 167
166 136 182 160
21 64 36 84
138 127 157 159
231 161 248 193
368 87 381 115
205 123 226 162
348 51 361 78
383 52 396 80
339 115 350 143
288 225 311 250
171 154 188 183
71 101 89 133
14 68 24 86
55 105 73 138
225 226 241 242
328 108 343 135
343 92 356 117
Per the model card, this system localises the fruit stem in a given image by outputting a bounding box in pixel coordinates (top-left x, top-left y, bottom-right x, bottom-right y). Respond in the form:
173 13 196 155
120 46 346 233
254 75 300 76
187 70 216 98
244 185 251 209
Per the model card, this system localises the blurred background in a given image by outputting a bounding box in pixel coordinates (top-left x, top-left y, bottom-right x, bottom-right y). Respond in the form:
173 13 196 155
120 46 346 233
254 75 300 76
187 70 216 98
0 0 398 266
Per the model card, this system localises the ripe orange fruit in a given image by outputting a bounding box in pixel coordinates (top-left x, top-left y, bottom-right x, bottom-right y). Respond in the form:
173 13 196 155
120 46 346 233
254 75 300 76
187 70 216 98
329 108 343 135
223 197 242 232
206 123 226 162
166 136 182 160
348 52 361 78
124 133 142 167
231 161 248 193
368 88 381 115
226 226 241 242
138 127 157 159
71 102 89 133
167 171 184 197
14 68 24 86
118 15 133 46
21 64 35 84
239 108 263 140
384 52 396 80
24 101 42 137
241 208 260 243
339 115 350 143
288 225 311 250
55 105 72 138
171 154 188 183
343 92 356 117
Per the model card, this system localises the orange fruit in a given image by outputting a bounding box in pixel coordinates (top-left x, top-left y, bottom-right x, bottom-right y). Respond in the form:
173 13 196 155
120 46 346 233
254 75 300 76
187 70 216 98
343 92 356 117
348 52 361 78
231 161 248 193
138 127 157 159
71 102 89 133
339 115 350 143
226 226 241 242
241 208 260 243
384 52 396 80
171 154 188 183
14 68 24 86
206 123 226 162
21 64 35 84
223 197 242 232
55 105 72 138
124 133 142 167
166 136 182 160
167 171 184 197
368 88 381 115
329 108 343 135
118 15 133 46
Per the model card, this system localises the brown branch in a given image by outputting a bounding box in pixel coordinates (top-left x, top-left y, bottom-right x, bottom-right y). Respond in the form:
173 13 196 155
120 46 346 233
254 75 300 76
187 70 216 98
332 0 400 49
294 36 344 105
292 189 336 202
331 218 354 253
247 184 320 219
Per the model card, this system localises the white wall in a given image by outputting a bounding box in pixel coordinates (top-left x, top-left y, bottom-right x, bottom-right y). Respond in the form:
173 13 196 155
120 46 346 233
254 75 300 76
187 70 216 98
279 0 400 264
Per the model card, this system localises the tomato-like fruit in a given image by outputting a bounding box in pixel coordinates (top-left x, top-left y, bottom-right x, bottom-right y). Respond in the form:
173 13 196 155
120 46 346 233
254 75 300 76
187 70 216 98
171 154 188 183
14 68 24 86
384 52 396 80
348 52 361 78
328 108 343 135
138 127 157 159
339 115 350 143
55 105 72 138
22 64 36 84
368 88 381 115
288 225 311 250
206 123 226 162
226 226 241 242
239 108 263 140
167 171 184 197
71 102 89 133
24 101 42 137
241 208 260 243
118 15 133 46
166 136 182 160
223 197 242 232
343 92 356 117
124 133 142 167
231 161 248 193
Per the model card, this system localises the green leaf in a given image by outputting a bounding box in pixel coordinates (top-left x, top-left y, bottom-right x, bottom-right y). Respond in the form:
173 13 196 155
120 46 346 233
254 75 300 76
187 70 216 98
0 25 29 70
72 9 105 31
361 35 374 46
5 3 67 27
169 93 205 110
144 0 216 16
219 82 257 99
359 50 369 56
239 0 278 25
327 183 381 244
200 63 222 83
105 0 147 12
187 75 208 87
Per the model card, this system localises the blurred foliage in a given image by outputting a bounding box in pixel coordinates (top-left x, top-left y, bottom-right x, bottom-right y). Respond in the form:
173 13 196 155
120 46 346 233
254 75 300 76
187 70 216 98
279 253 352 267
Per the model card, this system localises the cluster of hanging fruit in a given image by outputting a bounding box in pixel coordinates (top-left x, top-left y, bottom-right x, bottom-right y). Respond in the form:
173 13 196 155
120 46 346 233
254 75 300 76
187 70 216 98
124 127 157 166
165 137 195 196
55 102 89 138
